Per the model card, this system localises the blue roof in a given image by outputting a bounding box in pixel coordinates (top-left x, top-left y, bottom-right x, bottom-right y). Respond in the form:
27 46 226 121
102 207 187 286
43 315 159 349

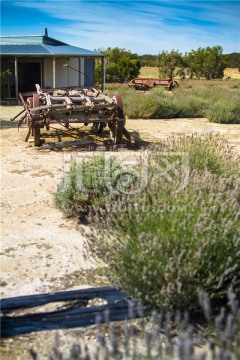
1 45 50 55
0 35 104 57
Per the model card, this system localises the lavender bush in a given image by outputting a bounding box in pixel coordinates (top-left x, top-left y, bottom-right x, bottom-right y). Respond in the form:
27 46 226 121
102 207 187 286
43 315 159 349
54 135 240 315
94 136 240 313
106 85 240 123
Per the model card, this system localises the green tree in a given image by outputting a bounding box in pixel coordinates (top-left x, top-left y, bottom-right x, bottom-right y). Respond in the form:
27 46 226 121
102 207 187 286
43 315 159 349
202 46 226 79
221 53 240 71
186 46 227 79
95 47 141 83
185 48 204 79
139 54 158 67
157 50 183 79
118 57 141 80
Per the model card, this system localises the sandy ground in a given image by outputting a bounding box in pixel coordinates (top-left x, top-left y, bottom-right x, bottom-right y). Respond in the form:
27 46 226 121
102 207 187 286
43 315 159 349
1 106 240 299
1 107 101 299
1 105 240 358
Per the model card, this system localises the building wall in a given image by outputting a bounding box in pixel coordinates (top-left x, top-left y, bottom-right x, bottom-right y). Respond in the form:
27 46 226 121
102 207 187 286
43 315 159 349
55 58 69 87
1 55 99 98
44 59 53 88
68 58 80 86
43 57 87 88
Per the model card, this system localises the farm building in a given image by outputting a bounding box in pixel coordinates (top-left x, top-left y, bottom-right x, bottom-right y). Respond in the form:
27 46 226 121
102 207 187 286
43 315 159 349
0 29 105 99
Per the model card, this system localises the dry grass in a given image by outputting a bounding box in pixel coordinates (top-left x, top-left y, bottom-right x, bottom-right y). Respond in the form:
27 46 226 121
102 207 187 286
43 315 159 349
139 66 240 80
178 78 240 89
224 67 240 79
139 66 159 78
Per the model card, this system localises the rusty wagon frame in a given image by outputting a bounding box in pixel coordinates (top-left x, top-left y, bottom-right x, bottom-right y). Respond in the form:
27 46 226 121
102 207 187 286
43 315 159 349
13 84 131 147
128 78 178 91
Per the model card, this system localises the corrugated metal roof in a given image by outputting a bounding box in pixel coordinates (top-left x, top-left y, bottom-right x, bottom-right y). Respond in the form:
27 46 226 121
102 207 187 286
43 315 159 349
0 36 45 45
1 45 50 55
45 44 104 56
0 35 104 57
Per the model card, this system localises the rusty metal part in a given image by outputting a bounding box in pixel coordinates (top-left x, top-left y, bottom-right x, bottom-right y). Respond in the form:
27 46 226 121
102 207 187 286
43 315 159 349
16 84 131 147
110 95 125 145
128 78 178 91
32 94 42 146
10 109 25 122
17 114 27 129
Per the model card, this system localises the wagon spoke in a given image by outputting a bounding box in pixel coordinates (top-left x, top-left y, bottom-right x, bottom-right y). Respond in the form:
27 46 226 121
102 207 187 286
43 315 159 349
32 94 41 147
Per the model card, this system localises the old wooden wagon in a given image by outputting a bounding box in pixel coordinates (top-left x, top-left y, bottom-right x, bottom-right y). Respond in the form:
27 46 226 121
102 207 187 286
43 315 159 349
12 84 131 147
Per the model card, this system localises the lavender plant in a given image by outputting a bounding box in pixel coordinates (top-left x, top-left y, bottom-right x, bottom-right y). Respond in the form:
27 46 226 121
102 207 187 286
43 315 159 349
29 290 240 360
102 171 240 313
151 134 240 178
54 155 123 216
206 101 240 124
93 135 240 313
54 135 240 314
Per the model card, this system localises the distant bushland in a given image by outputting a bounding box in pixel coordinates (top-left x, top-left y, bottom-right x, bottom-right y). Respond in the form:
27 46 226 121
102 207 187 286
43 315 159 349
95 46 239 84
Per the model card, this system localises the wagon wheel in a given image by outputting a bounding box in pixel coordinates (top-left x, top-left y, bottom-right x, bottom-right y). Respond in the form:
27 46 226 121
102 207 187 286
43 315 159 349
110 95 124 145
24 97 33 142
173 80 179 89
32 94 41 146
169 80 179 91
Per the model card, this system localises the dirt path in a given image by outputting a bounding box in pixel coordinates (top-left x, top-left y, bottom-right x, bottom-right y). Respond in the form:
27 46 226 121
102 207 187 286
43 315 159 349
1 106 240 300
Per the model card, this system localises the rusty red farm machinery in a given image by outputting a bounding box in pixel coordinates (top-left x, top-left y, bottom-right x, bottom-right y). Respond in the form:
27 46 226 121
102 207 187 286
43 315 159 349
128 78 178 91
12 84 131 147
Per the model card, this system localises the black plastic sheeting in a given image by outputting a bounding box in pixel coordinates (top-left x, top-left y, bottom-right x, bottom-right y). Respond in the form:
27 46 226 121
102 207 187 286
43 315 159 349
1 286 144 338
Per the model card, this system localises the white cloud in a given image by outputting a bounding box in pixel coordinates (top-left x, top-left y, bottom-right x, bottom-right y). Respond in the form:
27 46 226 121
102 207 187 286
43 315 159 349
8 1 240 53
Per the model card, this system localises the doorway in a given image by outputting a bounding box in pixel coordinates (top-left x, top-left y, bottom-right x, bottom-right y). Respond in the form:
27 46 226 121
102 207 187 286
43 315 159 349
18 62 41 93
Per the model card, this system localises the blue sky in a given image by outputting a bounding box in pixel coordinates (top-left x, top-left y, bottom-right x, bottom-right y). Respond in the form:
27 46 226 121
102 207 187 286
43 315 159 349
1 0 240 54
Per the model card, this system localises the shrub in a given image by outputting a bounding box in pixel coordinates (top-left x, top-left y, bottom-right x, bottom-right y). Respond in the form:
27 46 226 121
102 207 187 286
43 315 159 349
152 97 179 118
206 101 240 123
54 135 240 315
171 88 208 117
103 171 240 313
54 154 142 216
0 69 12 98
106 84 240 123
158 134 240 178
94 135 240 313
122 91 158 118
54 155 123 215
